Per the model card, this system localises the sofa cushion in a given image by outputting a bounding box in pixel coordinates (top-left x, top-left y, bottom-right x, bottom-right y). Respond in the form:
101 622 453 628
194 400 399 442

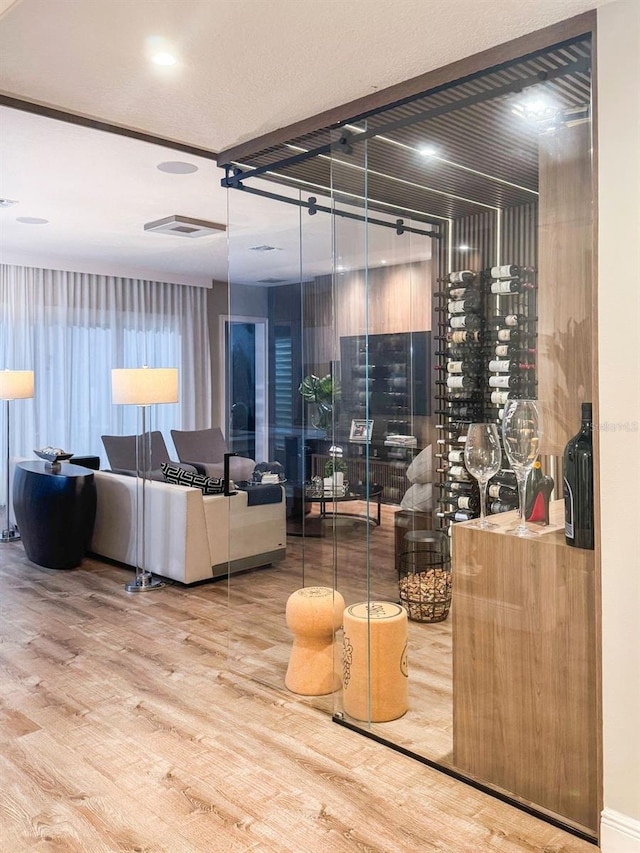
406 444 433 484
161 462 224 495
400 482 433 513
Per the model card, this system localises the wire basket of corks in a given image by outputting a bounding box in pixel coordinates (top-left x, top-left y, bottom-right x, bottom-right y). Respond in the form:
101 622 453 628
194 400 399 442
398 550 452 623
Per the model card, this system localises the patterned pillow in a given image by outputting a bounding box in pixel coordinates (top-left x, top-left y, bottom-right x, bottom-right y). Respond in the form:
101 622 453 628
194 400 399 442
160 462 224 495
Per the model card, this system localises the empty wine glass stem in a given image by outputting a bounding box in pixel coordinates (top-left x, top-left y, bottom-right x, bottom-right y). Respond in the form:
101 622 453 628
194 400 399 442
479 480 488 522
516 472 528 531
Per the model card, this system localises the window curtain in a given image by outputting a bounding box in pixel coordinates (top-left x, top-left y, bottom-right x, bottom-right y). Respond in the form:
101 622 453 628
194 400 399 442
1 264 211 497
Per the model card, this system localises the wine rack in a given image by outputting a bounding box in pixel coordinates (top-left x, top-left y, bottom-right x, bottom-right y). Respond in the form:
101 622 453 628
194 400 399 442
434 264 538 534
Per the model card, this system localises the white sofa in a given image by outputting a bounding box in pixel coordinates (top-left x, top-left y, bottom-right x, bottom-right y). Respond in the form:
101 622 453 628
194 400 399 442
90 470 286 585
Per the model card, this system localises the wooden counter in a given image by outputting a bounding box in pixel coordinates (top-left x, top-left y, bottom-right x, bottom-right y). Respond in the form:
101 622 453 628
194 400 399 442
451 501 597 833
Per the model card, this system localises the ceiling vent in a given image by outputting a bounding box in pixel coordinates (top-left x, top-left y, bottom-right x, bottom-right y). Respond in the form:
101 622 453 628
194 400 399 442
144 215 226 238
250 244 281 252
258 277 287 284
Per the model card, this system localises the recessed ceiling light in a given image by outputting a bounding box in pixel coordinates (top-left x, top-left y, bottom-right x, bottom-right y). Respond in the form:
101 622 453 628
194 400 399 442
419 145 438 157
380 259 387 265
16 216 48 225
157 161 198 174
0 198 19 208
151 51 177 66
458 244 471 251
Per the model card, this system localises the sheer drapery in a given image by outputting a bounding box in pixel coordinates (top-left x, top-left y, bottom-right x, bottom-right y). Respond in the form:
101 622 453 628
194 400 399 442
1 264 211 493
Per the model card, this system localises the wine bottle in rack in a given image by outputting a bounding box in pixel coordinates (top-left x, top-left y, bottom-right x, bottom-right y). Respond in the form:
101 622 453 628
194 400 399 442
490 469 518 488
489 500 516 514
488 374 536 390
449 314 482 330
487 482 518 502
488 314 535 328
446 270 476 284
488 359 536 374
446 359 483 374
489 279 537 294
447 294 482 314
438 479 476 494
436 509 476 523
491 328 531 343
489 264 522 279
494 343 536 358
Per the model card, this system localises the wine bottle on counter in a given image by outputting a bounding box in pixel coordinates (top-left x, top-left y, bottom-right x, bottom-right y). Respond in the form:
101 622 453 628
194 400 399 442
563 402 594 549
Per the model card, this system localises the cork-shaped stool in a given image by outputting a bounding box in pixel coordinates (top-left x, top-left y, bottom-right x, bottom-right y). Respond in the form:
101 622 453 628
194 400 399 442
285 586 346 695
342 601 408 722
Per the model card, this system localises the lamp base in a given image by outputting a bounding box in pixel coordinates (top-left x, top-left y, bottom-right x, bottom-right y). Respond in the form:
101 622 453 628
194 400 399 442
0 525 21 543
125 571 164 593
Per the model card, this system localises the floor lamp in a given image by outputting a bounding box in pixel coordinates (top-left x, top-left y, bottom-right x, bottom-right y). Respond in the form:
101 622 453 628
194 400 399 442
111 366 178 592
0 369 35 543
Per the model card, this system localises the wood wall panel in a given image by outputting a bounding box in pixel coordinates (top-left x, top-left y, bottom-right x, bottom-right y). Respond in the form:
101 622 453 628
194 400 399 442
538 122 593 455
452 502 598 832
302 260 433 370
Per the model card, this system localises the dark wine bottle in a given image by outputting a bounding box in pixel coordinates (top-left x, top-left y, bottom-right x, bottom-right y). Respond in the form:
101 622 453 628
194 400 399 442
489 314 532 328
448 295 481 314
488 359 536 374
439 479 475 494
563 402 594 549
490 469 518 487
489 500 516 514
494 343 537 358
447 270 475 284
489 278 536 294
489 264 521 279
446 359 483 374
445 329 481 344
488 482 518 501
449 314 482 330
436 509 475 522
488 374 536 390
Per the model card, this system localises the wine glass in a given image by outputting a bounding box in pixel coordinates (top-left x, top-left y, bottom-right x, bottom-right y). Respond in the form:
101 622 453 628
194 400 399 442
501 399 542 537
463 423 502 529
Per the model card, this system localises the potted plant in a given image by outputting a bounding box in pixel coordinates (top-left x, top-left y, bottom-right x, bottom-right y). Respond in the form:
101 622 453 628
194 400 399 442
324 457 346 489
298 373 341 433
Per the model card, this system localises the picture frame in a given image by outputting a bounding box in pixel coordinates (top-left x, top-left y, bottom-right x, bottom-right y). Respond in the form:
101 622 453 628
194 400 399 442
349 418 374 442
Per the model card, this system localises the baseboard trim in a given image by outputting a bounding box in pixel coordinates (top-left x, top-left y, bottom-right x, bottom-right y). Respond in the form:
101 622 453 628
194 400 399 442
601 808 640 852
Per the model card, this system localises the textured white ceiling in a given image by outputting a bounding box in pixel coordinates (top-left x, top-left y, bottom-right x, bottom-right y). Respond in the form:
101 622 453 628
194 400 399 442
0 0 607 285
0 0 608 153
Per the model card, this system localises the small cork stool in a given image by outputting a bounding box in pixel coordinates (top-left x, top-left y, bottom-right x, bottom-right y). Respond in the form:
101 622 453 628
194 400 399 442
285 586 346 695
342 601 408 722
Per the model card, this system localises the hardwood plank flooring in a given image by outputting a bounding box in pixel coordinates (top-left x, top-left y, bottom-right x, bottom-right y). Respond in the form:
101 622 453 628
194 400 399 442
0 519 597 852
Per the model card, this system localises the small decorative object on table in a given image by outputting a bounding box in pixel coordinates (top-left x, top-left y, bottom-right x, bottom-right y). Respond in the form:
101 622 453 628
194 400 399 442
34 446 73 473
525 460 554 524
398 529 451 622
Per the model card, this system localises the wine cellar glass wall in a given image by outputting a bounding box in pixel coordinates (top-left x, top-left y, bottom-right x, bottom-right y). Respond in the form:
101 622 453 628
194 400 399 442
221 25 596 839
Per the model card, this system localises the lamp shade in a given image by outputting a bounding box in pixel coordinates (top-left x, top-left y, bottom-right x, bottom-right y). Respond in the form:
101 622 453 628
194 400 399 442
0 369 35 401
111 367 178 406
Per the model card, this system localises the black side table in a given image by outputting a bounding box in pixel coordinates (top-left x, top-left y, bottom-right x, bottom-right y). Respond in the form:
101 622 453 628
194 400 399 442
13 460 97 569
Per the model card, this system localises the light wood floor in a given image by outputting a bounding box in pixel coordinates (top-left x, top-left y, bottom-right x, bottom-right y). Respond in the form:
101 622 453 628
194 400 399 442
0 513 598 852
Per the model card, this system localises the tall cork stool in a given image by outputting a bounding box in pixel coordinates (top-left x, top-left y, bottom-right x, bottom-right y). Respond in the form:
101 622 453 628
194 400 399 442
342 601 408 722
285 586 346 695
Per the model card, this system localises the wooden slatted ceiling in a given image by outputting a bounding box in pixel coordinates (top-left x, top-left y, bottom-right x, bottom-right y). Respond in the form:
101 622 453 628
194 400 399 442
230 38 591 223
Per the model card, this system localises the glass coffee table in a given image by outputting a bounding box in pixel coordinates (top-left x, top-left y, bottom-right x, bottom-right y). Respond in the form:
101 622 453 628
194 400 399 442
306 484 383 526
